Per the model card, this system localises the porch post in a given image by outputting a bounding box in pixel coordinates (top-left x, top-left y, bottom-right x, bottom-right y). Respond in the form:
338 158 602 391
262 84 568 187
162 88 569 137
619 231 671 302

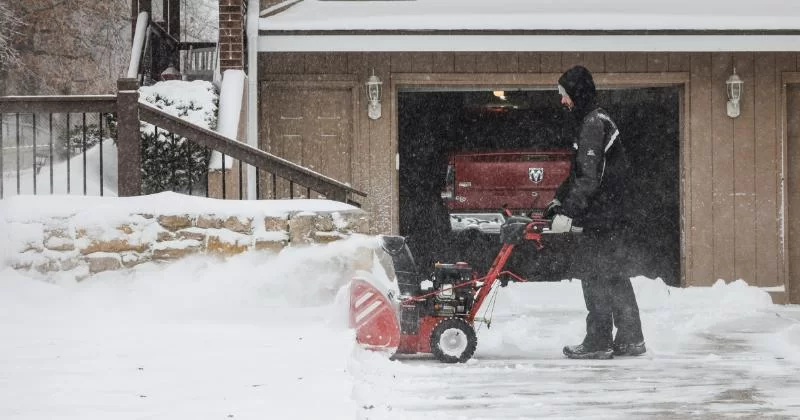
131 0 153 43
166 0 180 40
117 78 142 197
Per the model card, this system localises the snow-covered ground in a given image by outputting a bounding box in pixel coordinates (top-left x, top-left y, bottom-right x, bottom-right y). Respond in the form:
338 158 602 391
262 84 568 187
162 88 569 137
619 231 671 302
2 196 800 419
0 243 366 420
2 246 800 419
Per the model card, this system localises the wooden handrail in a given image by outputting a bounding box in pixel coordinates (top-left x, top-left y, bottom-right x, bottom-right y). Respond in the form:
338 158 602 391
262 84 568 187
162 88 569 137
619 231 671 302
0 95 117 114
137 102 366 202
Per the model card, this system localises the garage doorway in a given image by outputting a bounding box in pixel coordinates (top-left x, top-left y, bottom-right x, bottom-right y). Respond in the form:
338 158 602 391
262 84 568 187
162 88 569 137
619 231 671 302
397 86 682 286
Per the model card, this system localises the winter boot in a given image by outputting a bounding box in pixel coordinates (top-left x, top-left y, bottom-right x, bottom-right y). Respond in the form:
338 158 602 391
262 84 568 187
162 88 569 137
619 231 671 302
613 341 646 357
563 343 613 360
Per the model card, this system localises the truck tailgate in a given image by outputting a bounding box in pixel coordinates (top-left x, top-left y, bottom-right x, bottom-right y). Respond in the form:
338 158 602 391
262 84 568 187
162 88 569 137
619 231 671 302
447 150 572 213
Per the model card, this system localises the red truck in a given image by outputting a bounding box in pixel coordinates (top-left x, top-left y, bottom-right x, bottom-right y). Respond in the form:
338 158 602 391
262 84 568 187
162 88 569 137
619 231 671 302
440 149 573 234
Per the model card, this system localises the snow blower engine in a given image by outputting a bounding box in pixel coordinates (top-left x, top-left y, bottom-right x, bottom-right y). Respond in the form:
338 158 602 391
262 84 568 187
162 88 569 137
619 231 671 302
349 216 551 363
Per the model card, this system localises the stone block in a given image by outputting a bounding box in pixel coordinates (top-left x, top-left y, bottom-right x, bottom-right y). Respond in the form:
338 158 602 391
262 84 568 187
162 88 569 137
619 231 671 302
121 252 148 268
152 240 202 260
196 215 223 229
44 235 74 252
206 233 250 257
11 260 33 270
158 214 193 231
58 258 79 271
44 226 70 239
223 216 252 233
116 225 134 235
176 228 207 242
288 213 316 245
86 253 122 274
254 239 286 253
334 210 370 234
314 214 335 232
157 231 176 242
80 238 148 255
313 231 346 244
264 216 288 232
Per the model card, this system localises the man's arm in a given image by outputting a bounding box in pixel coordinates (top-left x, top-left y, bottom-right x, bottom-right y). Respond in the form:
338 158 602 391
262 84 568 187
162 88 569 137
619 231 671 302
559 116 605 218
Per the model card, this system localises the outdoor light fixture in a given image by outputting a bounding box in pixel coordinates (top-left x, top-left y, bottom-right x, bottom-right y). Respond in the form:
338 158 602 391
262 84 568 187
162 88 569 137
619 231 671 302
726 68 744 118
366 70 382 120
493 90 506 100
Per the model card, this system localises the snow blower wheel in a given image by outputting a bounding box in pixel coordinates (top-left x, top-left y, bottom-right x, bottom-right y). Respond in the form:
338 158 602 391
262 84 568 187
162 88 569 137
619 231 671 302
430 318 477 363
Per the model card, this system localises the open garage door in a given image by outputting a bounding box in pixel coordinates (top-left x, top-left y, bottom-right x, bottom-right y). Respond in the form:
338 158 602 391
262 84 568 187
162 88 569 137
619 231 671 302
398 87 681 286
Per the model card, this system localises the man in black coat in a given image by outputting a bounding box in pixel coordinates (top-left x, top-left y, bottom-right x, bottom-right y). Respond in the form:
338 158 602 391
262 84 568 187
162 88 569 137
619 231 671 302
545 65 646 359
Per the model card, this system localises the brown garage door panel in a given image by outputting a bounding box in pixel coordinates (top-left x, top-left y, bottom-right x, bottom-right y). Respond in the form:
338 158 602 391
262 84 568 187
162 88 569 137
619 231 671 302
263 86 353 199
788 85 800 304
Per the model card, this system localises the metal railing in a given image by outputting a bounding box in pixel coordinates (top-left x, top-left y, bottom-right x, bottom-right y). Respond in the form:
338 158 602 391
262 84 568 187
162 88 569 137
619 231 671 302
0 80 366 206
0 96 117 198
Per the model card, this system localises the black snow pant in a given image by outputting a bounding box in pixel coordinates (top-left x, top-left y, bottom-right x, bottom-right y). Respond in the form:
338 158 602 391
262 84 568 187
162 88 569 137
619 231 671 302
563 228 644 349
581 275 644 349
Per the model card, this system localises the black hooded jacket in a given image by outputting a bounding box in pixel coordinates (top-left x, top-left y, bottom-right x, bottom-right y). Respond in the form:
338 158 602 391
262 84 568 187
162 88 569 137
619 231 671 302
556 66 629 233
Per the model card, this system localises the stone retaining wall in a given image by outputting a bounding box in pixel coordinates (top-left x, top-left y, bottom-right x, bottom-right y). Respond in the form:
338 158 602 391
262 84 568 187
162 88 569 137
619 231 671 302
8 209 370 279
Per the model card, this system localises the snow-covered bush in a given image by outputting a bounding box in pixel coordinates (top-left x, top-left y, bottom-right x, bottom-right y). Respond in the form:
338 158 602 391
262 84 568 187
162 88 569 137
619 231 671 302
138 80 218 195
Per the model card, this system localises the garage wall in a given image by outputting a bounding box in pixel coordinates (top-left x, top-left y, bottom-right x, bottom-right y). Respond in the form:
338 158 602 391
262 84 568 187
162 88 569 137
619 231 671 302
258 51 799 292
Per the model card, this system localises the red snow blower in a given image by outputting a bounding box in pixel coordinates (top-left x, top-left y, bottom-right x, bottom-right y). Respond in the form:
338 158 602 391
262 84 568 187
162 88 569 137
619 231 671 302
349 216 550 363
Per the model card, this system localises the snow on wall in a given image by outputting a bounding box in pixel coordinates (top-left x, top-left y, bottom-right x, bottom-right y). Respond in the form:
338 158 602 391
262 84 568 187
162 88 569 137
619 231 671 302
0 192 370 279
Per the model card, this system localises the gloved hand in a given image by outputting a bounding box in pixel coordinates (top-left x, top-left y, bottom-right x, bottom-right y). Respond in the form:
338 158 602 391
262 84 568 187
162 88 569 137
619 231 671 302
550 214 572 233
550 214 583 233
543 198 562 219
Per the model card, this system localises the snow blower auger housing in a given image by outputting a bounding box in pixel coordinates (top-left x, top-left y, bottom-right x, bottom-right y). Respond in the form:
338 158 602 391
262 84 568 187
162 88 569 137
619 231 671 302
349 216 550 363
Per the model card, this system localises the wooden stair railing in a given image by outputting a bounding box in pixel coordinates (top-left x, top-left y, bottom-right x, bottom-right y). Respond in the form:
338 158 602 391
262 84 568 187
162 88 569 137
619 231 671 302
137 102 366 205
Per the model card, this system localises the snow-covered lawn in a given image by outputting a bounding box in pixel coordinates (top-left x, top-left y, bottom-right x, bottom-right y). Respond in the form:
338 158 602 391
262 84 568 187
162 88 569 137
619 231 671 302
2 243 800 419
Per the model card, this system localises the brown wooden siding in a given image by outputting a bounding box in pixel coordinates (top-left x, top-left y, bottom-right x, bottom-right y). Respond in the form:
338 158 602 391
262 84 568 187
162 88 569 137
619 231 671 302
754 53 779 288
258 51 800 292
788 84 800 303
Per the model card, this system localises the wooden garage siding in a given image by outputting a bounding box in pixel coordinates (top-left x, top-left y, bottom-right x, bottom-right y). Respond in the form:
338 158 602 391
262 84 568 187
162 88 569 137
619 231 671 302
258 51 798 289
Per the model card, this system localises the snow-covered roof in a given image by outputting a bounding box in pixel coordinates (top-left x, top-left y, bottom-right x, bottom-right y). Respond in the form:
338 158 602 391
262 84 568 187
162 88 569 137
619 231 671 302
258 0 800 52
262 0 800 32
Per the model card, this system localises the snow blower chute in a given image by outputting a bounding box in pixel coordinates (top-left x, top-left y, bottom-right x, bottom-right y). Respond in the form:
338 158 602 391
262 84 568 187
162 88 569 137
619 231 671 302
349 216 550 363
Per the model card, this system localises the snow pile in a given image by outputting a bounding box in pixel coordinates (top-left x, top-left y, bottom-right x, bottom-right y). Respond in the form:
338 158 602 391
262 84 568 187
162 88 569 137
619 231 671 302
139 80 218 131
476 277 778 358
1 191 358 224
0 234 384 420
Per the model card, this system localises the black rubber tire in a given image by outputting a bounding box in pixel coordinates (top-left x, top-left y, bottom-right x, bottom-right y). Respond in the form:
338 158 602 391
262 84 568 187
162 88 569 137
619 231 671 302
429 317 478 363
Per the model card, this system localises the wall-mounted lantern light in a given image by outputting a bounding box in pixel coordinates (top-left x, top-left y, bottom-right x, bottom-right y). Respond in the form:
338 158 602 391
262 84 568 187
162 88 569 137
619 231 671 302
726 68 744 118
366 70 382 120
